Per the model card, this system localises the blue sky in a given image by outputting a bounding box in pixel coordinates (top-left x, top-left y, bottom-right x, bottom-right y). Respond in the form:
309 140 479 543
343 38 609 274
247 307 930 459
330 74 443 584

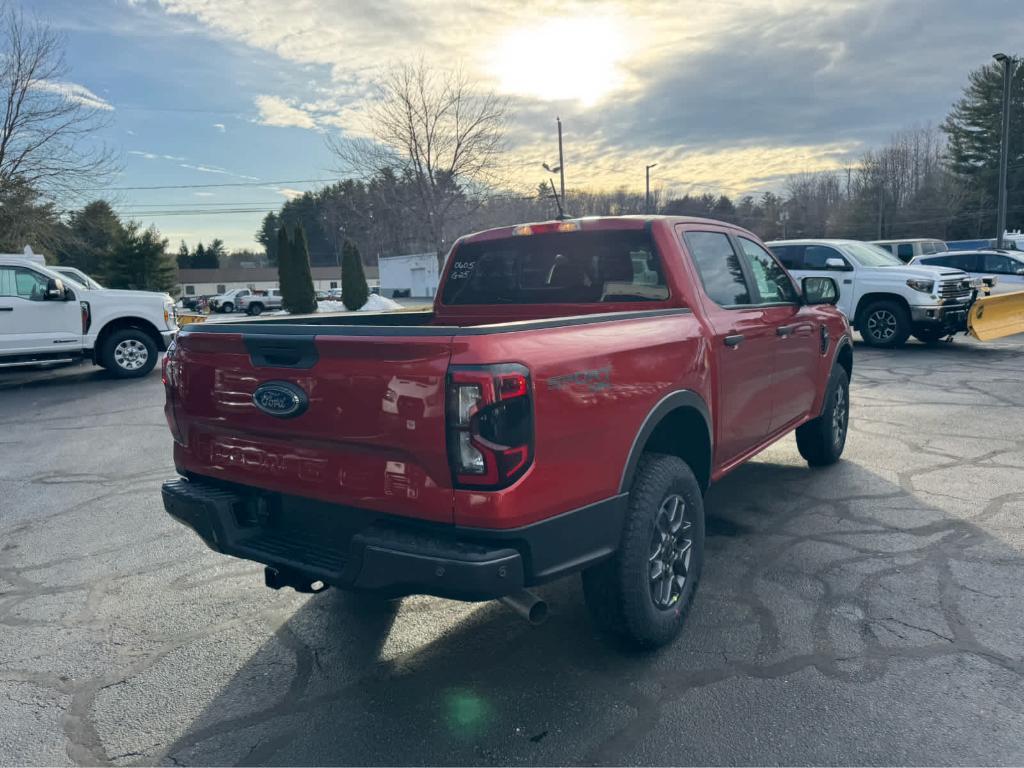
26 0 1024 251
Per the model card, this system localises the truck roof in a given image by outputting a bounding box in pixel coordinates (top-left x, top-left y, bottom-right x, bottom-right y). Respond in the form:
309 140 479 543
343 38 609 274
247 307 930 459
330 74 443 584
456 215 756 245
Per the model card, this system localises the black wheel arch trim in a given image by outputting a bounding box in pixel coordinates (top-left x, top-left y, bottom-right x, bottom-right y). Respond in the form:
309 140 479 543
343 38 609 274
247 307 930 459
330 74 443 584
619 389 713 495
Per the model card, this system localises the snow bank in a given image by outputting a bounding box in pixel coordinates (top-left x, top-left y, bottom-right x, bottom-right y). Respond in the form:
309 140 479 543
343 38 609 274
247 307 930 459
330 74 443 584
316 294 403 313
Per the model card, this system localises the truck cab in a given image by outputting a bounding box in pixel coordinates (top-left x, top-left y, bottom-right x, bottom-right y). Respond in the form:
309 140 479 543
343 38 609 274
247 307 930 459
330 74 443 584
768 239 977 346
0 256 177 377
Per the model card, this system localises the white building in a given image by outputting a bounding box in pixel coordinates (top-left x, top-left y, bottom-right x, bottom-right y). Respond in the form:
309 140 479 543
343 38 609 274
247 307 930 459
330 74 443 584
176 266 379 297
378 252 439 298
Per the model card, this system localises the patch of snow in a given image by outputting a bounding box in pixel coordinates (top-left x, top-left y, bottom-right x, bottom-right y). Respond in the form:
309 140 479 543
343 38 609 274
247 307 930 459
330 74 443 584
316 294 403 313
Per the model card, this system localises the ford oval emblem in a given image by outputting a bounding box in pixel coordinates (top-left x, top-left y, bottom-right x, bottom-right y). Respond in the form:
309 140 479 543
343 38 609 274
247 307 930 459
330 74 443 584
252 381 308 418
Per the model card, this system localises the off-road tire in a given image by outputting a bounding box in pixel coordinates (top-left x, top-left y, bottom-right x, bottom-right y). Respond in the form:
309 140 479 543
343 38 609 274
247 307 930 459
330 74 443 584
859 300 911 348
795 367 849 466
100 328 158 379
582 453 705 649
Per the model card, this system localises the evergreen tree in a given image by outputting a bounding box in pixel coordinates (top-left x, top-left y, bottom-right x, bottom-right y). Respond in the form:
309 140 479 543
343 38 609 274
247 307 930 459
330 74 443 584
341 239 369 311
191 241 220 269
105 223 175 292
289 226 318 314
943 59 1024 236
276 225 294 311
206 238 226 267
176 240 192 268
56 200 125 278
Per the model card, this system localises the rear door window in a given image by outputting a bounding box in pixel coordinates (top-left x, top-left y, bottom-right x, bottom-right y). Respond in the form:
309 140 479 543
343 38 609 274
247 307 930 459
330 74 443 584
683 231 751 307
441 229 668 305
769 245 804 270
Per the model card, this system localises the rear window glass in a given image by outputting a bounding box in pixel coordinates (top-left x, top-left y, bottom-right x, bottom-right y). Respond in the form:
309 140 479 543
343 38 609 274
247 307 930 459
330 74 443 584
441 230 669 305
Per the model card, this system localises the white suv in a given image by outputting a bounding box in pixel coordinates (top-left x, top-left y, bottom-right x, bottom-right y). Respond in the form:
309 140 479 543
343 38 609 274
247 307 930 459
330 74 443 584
0 256 177 377
767 239 978 347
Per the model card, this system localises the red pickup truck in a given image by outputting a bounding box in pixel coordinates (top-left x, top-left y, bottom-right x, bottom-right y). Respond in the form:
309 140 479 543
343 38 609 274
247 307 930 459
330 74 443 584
161 216 852 648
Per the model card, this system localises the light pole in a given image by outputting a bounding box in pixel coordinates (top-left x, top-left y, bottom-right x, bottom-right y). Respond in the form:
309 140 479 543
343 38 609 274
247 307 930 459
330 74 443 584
645 163 658 214
994 53 1015 249
543 117 566 217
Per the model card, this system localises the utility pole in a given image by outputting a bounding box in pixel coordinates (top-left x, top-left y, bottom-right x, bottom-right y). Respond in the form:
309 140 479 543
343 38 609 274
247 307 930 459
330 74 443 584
994 53 1014 249
645 163 658 213
556 117 565 207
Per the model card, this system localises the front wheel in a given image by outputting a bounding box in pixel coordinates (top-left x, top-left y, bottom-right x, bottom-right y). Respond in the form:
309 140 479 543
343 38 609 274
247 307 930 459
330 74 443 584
795 367 850 466
100 329 158 378
859 300 911 348
582 453 705 649
221 302 234 314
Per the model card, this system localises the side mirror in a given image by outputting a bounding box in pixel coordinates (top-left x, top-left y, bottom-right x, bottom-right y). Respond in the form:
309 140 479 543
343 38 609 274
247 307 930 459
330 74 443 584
825 257 850 271
44 277 65 300
802 276 839 305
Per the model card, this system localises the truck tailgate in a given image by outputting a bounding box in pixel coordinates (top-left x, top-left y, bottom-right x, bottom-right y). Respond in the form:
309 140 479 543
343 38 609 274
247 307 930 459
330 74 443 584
169 329 454 523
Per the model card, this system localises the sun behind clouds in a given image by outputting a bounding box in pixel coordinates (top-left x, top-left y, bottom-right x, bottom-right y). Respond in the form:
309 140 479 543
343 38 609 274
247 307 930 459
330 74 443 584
487 15 632 106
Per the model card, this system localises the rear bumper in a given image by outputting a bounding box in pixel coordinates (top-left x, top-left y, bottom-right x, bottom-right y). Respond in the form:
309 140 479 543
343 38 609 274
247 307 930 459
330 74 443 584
162 476 626 601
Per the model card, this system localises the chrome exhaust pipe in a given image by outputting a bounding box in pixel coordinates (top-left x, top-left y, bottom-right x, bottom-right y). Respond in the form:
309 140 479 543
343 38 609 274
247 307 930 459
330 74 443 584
499 589 548 625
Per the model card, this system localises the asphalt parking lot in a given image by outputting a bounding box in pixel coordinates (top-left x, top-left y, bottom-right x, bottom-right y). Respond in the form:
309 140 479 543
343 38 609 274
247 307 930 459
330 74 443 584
2 336 1023 766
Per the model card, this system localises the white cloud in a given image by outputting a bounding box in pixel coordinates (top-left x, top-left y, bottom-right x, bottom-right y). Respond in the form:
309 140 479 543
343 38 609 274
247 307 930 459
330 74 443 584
212 122 226 132
254 95 317 130
33 80 114 111
180 162 229 175
194 191 215 197
128 150 158 160
274 187 303 199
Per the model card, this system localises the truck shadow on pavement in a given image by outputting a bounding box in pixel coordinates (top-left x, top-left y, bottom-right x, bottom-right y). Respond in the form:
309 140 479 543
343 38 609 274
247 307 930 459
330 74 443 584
151 446 1024 766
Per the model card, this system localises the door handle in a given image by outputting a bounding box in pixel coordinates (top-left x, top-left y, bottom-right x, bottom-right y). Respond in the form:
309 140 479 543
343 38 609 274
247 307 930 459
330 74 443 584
724 334 744 348
776 325 794 338
0 306 13 311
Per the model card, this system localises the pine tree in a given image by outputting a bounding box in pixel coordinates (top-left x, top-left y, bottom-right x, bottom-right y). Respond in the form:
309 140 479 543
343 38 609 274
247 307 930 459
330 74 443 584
105 223 175 292
289 226 318 314
176 240 191 268
276 225 293 310
341 239 369 311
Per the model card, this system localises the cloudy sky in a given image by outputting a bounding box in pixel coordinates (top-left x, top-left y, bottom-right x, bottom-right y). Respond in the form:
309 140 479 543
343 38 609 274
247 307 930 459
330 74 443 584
30 0 1024 250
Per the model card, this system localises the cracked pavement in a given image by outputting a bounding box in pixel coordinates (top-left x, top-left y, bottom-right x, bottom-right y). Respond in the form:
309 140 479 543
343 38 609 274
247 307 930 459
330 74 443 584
1 336 1023 766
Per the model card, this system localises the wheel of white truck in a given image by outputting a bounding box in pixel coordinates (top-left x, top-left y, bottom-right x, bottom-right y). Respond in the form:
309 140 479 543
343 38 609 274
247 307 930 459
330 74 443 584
221 302 234 313
582 453 705 649
859 300 910 348
795 366 850 466
247 303 264 316
100 328 158 378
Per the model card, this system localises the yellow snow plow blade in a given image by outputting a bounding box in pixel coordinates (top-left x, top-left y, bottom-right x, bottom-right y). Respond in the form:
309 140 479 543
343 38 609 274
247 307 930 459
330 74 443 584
968 290 1024 341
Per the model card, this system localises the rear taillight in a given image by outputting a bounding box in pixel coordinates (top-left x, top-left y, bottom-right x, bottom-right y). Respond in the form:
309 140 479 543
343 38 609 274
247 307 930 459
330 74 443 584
447 364 533 489
162 341 186 445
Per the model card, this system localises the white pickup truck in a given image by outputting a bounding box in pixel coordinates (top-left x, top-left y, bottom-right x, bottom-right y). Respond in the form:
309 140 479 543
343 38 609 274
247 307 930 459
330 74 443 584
0 256 177 377
768 239 979 347
236 288 282 315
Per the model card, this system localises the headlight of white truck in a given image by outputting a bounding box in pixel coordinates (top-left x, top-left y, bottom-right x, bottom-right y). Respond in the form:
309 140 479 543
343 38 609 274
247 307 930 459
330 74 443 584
906 278 934 294
164 301 177 329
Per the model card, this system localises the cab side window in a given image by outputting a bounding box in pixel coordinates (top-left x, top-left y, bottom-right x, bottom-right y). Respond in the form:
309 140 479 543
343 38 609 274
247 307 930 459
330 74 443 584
738 237 798 304
683 231 751 307
803 245 845 270
896 243 915 261
982 254 1022 274
0 267 48 301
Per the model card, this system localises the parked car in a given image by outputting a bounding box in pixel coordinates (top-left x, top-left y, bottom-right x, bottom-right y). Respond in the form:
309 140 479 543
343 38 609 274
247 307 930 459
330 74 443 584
325 288 343 300
209 288 251 313
911 250 1024 294
768 239 979 346
238 289 283 315
161 215 853 648
0 255 176 377
871 238 948 262
51 266 104 291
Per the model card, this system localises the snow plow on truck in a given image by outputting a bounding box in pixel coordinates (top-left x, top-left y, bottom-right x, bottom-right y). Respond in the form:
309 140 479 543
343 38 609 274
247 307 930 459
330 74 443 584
162 216 853 649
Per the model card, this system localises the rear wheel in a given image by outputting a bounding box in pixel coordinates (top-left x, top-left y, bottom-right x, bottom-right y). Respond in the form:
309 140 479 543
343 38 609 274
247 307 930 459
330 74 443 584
247 303 264 316
100 329 158 378
582 453 705 649
796 367 849 466
859 300 910 347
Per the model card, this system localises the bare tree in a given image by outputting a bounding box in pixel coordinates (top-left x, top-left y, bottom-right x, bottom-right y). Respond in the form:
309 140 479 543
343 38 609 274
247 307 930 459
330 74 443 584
327 61 508 256
0 4 115 199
